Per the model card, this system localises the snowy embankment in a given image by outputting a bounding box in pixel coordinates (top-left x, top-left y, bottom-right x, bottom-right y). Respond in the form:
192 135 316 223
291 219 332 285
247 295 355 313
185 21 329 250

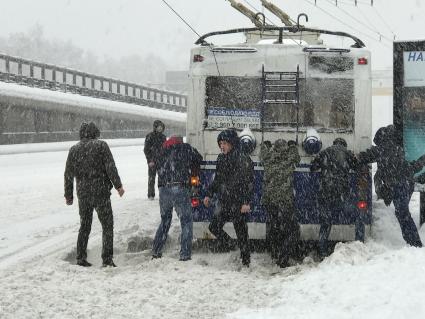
0 81 187 125
2 96 425 318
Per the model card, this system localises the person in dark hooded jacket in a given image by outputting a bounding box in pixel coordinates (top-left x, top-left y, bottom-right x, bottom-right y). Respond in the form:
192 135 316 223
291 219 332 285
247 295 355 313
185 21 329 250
151 135 202 261
64 122 124 267
358 124 424 247
144 120 166 199
311 138 358 257
203 129 254 267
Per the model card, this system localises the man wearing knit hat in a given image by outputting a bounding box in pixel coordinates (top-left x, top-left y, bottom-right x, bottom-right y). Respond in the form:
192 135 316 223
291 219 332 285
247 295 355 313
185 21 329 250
203 129 254 267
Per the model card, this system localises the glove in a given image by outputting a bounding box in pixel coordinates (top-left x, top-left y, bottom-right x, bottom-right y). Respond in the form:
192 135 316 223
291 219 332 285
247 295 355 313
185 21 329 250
262 140 272 149
288 140 297 147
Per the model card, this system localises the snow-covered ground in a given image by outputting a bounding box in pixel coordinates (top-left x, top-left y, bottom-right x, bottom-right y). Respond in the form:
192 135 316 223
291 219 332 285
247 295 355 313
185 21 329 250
1 96 425 319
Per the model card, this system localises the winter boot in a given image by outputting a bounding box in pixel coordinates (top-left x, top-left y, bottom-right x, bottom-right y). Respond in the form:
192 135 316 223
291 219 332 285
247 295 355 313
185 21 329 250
179 256 191 261
276 256 290 268
241 252 250 267
102 260 117 267
77 259 92 267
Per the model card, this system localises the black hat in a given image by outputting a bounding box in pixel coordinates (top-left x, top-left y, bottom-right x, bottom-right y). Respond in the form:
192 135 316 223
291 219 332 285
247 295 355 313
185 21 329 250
79 122 100 140
333 137 347 148
153 120 165 130
87 122 100 139
217 129 239 148
274 139 287 151
79 122 89 140
373 125 394 146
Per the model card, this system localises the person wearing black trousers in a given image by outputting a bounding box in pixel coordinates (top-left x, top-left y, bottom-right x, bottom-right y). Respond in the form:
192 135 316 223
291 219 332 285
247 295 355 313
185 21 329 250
64 122 124 267
358 125 424 248
203 129 254 267
144 120 166 199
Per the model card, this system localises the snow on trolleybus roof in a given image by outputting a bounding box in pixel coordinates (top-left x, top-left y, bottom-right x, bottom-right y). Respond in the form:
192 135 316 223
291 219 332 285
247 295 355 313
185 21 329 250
187 5 372 244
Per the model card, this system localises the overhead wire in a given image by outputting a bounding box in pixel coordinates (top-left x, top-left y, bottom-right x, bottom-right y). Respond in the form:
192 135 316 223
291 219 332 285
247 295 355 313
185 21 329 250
334 0 372 5
322 0 393 44
160 0 221 76
161 0 202 38
355 3 387 40
302 0 392 49
371 3 397 40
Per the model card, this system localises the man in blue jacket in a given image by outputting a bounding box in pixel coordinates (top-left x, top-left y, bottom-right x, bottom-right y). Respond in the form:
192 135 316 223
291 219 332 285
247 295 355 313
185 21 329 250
152 135 202 261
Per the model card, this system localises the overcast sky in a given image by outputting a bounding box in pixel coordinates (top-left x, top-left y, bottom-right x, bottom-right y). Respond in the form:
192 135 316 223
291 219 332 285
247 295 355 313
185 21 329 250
1 0 424 70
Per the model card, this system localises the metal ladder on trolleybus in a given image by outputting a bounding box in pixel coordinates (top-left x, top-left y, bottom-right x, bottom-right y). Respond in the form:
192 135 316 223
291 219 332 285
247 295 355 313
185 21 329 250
261 65 300 128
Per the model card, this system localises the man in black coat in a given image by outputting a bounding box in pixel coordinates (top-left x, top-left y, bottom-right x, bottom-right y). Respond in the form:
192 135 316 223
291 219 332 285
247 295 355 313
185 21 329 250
151 135 202 261
311 138 358 257
64 122 124 267
203 129 254 267
144 120 166 199
358 125 423 247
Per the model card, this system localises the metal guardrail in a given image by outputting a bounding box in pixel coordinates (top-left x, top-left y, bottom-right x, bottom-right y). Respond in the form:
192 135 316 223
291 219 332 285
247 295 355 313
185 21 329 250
0 53 187 113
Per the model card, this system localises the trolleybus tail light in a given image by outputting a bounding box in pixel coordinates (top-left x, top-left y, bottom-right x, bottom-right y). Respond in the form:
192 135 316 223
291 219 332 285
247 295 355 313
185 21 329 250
358 57 368 65
193 54 204 62
357 201 368 210
190 176 200 186
191 198 200 207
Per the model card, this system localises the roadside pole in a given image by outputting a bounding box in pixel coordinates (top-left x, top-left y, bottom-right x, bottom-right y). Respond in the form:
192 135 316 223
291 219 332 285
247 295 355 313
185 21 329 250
393 40 425 228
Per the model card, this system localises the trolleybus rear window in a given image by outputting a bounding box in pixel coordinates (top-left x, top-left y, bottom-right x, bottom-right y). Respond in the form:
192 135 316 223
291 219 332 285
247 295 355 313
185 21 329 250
206 76 262 110
205 76 354 131
309 56 354 74
264 78 354 130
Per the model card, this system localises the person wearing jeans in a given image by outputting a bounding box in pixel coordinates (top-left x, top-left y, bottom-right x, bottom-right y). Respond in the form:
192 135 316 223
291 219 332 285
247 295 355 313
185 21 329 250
152 186 193 260
151 135 202 261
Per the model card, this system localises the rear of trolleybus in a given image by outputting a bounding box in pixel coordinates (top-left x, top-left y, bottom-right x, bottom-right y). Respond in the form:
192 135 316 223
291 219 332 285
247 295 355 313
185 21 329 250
187 26 373 244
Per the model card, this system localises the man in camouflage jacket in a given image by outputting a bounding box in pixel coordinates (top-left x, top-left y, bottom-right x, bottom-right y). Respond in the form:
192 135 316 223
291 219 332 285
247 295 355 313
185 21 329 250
260 139 301 267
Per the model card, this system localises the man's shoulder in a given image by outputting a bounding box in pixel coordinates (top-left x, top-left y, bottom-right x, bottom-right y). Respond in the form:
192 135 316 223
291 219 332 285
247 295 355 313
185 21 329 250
181 143 199 152
216 153 225 160
69 142 79 151
239 152 254 168
87 139 108 147
69 141 85 153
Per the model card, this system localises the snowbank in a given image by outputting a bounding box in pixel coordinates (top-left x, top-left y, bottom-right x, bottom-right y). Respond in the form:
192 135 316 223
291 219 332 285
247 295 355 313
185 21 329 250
0 81 186 123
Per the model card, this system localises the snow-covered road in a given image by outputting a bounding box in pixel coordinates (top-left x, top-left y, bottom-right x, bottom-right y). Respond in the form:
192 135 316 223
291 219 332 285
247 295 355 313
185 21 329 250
1 140 425 319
